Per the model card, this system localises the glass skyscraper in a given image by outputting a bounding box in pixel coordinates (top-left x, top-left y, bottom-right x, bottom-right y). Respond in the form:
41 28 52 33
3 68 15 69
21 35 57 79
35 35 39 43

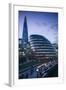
22 16 28 48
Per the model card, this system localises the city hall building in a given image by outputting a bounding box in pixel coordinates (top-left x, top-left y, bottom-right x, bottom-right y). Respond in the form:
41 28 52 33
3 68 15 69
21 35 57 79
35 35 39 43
30 34 56 63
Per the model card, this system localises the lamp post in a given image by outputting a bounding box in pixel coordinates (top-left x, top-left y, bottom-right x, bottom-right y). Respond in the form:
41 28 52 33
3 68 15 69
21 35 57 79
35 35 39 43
36 68 39 78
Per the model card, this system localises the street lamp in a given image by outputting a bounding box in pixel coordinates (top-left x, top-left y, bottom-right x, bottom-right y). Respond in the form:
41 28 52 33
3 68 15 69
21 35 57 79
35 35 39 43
36 68 39 78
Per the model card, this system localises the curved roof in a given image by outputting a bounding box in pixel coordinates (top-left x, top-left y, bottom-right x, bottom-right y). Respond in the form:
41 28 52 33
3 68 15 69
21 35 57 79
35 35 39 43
30 34 51 45
30 34 56 61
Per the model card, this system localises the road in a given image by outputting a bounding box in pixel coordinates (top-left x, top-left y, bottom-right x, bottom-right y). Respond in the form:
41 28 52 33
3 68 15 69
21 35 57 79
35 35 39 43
19 60 58 79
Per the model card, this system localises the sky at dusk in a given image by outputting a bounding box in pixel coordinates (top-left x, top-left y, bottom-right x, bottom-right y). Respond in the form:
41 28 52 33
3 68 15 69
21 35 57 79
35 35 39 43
18 11 58 44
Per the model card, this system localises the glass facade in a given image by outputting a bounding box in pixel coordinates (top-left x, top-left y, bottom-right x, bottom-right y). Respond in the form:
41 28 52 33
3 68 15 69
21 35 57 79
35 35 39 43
30 35 56 63
22 16 28 48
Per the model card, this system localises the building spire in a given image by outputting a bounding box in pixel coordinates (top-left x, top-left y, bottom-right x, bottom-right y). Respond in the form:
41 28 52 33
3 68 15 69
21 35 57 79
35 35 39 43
22 16 28 48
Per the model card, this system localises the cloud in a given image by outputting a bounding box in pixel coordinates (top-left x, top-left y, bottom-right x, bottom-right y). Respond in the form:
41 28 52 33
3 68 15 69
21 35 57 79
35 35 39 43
50 24 58 30
36 22 48 27
42 22 48 26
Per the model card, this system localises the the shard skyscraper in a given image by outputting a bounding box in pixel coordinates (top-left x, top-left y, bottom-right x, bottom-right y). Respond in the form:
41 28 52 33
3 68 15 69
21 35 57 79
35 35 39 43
22 16 28 48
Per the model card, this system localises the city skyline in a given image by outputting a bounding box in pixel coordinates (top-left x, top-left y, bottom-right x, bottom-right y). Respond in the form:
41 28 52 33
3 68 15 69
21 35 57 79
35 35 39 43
19 11 58 44
19 11 58 79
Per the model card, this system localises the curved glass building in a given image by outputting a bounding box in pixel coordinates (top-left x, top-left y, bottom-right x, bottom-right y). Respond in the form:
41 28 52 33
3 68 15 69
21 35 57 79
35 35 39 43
30 34 56 63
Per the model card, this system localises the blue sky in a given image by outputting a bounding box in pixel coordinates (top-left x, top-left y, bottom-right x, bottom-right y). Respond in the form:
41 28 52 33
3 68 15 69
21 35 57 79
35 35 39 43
19 11 58 44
